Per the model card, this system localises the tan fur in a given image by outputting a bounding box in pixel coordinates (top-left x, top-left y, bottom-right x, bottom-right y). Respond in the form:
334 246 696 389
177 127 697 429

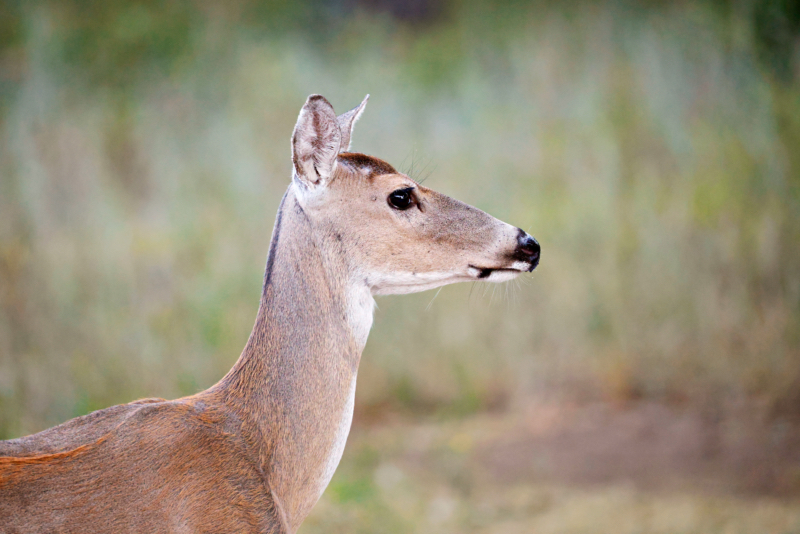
0 95 538 533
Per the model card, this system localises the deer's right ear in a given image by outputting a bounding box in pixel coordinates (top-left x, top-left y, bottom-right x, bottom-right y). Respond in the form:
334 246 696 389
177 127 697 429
292 95 341 189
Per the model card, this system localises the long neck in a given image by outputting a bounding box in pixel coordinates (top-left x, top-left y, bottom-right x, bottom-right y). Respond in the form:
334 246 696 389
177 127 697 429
210 186 373 531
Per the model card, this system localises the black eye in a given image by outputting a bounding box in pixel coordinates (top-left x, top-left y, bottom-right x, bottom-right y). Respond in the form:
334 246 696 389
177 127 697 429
388 188 414 210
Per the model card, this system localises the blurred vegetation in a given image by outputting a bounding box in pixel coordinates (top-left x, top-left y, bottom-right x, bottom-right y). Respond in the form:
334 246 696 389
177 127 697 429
302 409 800 533
0 0 799 463
2 0 800 531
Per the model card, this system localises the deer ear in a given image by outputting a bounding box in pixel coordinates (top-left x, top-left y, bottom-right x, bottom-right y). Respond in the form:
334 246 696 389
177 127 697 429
292 95 341 188
337 94 369 153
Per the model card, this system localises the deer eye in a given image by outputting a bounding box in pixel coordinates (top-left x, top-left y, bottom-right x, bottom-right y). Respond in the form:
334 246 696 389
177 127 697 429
388 188 414 210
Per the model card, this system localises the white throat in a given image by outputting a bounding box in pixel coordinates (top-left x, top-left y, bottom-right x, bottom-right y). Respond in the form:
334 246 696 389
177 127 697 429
346 282 375 349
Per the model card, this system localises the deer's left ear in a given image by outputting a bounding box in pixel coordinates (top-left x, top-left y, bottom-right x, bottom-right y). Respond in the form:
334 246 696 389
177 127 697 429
337 94 369 152
292 95 341 188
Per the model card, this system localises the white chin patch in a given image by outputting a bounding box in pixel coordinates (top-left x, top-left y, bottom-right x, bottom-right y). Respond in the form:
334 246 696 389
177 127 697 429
510 261 531 272
466 266 522 283
370 267 523 295
484 269 520 283
369 271 472 295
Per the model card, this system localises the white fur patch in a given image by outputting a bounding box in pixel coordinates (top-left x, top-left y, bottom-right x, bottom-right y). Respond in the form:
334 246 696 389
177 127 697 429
369 271 473 295
318 374 357 499
370 267 524 295
310 283 371 500
510 260 532 272
347 284 375 348
484 269 520 283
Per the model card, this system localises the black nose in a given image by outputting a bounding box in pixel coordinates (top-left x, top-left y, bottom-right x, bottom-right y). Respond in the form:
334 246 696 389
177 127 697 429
515 230 540 270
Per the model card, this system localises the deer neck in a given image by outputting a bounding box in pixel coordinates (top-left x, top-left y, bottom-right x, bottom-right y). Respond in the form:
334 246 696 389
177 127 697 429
210 185 373 531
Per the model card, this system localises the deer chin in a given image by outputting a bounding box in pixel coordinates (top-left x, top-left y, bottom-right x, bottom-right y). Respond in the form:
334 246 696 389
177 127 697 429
369 261 533 295
367 270 475 295
467 263 530 282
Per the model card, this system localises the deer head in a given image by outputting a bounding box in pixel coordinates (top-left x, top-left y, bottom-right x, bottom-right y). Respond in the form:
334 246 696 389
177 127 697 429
291 94 540 296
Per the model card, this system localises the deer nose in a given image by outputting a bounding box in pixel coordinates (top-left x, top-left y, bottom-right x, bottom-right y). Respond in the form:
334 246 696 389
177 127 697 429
516 230 540 270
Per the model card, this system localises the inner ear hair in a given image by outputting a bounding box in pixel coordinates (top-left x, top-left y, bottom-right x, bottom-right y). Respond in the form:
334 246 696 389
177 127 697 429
292 95 342 187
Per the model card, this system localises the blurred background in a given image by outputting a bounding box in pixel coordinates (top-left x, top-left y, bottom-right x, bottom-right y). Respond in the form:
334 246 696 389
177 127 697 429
1 0 799 531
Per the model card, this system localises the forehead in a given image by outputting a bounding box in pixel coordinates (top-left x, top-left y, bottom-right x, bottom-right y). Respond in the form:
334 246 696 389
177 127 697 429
337 153 398 178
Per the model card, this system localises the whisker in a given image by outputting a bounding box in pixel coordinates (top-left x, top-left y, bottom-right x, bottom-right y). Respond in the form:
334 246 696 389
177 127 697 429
416 158 436 185
397 150 413 175
418 164 437 185
426 286 444 311
408 148 418 180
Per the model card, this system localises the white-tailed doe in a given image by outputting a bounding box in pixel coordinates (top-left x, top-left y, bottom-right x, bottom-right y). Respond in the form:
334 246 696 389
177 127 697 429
0 95 540 533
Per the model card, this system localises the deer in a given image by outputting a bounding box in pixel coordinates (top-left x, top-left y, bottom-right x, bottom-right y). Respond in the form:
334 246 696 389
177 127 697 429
0 94 540 533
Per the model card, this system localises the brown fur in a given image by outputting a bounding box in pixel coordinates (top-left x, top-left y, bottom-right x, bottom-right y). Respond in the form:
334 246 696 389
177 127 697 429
337 152 397 177
0 95 537 533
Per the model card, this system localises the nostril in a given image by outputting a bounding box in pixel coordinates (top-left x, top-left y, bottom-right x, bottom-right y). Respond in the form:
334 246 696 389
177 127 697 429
517 233 540 259
529 238 540 259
